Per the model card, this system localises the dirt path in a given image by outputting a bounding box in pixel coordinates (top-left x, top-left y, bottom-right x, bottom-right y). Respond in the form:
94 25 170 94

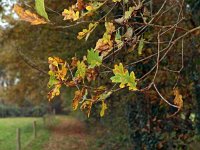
44 117 91 150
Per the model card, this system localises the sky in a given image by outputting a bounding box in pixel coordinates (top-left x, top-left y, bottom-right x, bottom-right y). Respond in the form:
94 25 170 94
0 0 17 28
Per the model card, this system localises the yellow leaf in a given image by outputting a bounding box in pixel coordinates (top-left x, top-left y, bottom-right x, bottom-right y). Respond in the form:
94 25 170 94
113 0 121 2
111 63 137 91
13 4 47 25
105 22 115 34
100 101 107 117
86 5 93 11
77 22 98 40
62 5 80 21
48 57 67 81
47 57 68 101
75 61 86 79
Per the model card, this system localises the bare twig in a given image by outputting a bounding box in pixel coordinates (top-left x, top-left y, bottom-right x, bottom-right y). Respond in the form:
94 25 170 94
153 83 179 108
17 48 48 75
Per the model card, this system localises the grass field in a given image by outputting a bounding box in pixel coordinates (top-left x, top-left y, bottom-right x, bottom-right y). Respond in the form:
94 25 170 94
0 117 51 150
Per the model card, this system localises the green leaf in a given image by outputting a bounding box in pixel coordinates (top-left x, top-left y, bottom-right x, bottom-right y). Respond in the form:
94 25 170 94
48 72 59 88
115 30 124 49
75 61 86 79
110 63 137 90
35 0 49 21
87 49 102 68
125 7 134 20
138 37 145 55
127 72 137 90
98 91 112 101
123 27 133 39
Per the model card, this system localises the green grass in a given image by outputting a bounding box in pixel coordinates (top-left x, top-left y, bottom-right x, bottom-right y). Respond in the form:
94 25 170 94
0 117 50 150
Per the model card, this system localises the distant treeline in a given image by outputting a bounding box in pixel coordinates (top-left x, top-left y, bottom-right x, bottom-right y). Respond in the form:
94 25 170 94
0 104 49 117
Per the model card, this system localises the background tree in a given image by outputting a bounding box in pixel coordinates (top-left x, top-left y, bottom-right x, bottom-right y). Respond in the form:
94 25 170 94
0 0 200 149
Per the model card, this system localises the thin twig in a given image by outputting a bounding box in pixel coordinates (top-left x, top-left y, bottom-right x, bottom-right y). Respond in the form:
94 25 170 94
153 83 179 108
17 48 48 75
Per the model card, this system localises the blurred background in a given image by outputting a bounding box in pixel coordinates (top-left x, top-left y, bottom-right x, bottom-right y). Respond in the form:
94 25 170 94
0 0 200 150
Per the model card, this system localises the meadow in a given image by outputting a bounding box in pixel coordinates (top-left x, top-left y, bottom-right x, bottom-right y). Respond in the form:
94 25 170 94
0 117 50 150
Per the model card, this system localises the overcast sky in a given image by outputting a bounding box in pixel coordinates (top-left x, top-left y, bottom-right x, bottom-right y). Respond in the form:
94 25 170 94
0 0 17 28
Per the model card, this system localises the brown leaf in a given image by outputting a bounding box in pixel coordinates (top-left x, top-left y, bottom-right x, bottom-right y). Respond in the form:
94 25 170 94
72 88 85 110
80 100 93 117
76 0 85 11
65 77 82 87
86 68 98 82
13 4 47 25
71 57 78 69
95 38 113 56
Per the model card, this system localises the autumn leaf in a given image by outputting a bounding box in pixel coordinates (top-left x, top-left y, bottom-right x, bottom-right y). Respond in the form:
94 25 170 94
47 57 68 101
87 49 102 68
95 32 113 57
76 0 85 11
85 2 103 13
65 77 82 87
113 0 121 2
86 68 98 82
125 7 135 20
115 30 124 49
93 86 107 96
80 100 93 117
100 100 107 117
72 88 86 110
75 61 86 79
95 22 115 57
77 22 98 40
48 57 67 81
47 84 61 101
13 4 48 25
98 91 112 101
138 37 145 55
105 22 115 34
127 72 137 91
123 27 133 39
110 63 137 90
35 0 49 21
48 71 59 88
71 57 78 69
62 5 79 21
173 89 183 109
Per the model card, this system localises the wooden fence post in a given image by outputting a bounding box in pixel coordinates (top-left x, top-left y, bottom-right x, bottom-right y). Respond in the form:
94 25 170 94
16 128 21 150
33 121 36 138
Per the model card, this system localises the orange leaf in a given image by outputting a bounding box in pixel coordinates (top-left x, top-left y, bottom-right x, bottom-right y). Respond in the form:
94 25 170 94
72 88 85 110
13 4 47 25
173 89 183 109
47 84 61 101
